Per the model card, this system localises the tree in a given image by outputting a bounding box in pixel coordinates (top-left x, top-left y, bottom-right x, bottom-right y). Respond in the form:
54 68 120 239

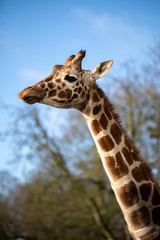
3 38 160 239
0 171 19 240
110 60 158 167
143 38 160 181
0 106 125 239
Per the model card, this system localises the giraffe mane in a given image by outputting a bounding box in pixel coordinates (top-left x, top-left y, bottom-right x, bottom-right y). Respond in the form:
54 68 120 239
96 85 160 190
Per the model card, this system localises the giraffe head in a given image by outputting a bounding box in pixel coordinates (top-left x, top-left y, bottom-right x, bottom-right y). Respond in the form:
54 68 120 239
18 50 113 110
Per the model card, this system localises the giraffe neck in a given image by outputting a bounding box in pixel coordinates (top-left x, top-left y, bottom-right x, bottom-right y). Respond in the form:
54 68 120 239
82 85 160 240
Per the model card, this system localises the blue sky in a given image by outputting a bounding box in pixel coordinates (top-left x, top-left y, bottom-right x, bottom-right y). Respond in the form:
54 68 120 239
0 0 160 180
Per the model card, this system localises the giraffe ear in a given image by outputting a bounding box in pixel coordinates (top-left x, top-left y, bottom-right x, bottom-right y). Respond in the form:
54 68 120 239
91 60 113 80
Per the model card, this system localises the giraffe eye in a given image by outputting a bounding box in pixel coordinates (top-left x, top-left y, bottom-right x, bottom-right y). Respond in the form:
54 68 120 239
64 75 77 83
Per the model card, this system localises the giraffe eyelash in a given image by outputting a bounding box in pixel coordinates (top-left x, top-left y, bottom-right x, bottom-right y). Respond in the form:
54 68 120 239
64 75 77 83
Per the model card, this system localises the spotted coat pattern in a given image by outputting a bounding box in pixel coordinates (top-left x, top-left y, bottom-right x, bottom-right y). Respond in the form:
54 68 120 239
83 87 160 240
18 50 160 240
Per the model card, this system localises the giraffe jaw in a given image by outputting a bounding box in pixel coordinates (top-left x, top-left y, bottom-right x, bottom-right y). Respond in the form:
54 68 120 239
18 86 46 104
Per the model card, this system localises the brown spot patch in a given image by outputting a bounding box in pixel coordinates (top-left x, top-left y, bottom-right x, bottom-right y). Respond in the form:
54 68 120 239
110 123 122 145
55 78 61 83
105 152 129 181
124 139 132 150
40 83 46 88
65 89 72 99
78 87 82 94
122 147 133 165
92 92 99 102
44 75 54 82
72 93 78 100
80 90 85 99
74 88 78 93
49 89 56 97
93 105 102 115
140 183 152 201
103 101 112 119
117 181 139 208
98 135 114 152
97 88 103 99
132 165 149 183
152 185 160 205
152 207 160 225
48 82 54 89
91 119 102 136
130 151 139 161
129 206 150 230
58 91 66 98
99 113 108 130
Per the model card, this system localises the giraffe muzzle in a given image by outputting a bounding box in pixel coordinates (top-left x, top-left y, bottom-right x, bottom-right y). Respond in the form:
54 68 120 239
18 86 46 104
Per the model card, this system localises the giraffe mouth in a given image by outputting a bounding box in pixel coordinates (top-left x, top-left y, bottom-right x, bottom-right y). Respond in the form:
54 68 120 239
22 95 41 104
18 86 46 104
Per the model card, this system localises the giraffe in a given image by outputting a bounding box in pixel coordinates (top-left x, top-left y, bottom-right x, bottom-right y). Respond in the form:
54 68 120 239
18 50 160 240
